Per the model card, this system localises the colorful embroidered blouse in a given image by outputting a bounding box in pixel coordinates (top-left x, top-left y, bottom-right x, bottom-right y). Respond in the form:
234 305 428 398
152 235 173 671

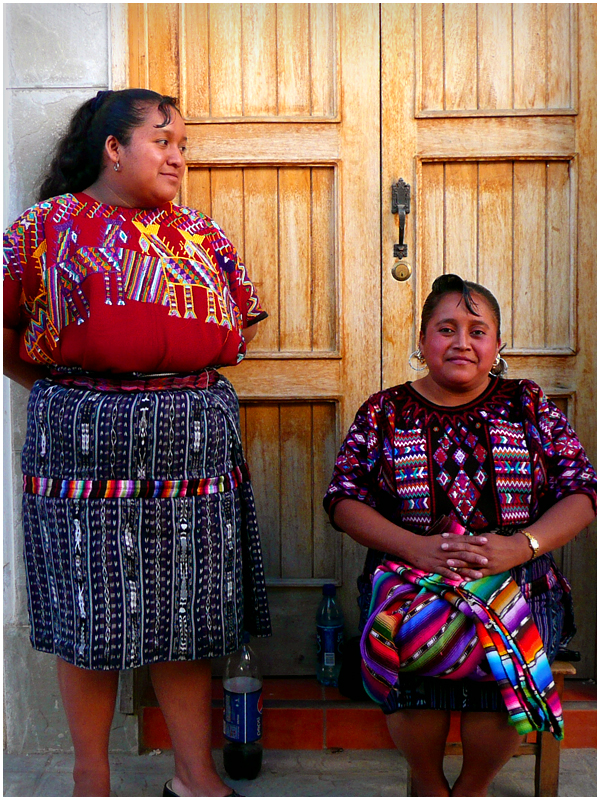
3 193 267 373
324 378 596 534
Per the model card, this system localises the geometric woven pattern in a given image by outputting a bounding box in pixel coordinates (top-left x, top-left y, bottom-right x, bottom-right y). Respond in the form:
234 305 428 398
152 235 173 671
325 378 596 537
431 422 490 528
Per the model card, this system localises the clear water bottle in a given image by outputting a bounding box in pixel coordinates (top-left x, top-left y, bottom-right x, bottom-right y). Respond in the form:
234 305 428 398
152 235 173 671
316 583 344 686
222 632 263 780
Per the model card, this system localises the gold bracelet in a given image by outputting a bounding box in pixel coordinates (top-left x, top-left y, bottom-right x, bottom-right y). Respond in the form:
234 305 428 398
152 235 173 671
520 529 540 560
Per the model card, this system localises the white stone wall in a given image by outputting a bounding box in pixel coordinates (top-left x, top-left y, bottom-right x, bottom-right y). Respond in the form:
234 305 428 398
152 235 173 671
4 2 136 754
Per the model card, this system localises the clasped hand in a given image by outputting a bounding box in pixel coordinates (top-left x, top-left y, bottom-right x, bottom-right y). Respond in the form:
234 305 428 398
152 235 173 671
407 531 530 581
440 531 531 580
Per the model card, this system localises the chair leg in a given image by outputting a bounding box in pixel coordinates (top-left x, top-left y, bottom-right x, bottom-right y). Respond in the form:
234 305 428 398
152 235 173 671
534 730 561 796
406 765 417 797
533 670 566 796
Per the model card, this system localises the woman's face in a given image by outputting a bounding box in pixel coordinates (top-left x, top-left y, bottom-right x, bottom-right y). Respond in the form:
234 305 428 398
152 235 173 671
112 105 187 207
419 292 501 396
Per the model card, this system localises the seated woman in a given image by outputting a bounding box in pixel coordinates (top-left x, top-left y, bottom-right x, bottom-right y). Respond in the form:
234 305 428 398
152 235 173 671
324 274 596 797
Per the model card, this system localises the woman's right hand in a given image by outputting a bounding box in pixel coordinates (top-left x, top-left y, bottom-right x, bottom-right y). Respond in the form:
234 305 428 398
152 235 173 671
404 533 488 581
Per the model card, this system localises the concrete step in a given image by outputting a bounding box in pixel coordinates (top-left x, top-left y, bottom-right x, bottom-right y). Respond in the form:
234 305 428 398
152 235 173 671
139 677 596 752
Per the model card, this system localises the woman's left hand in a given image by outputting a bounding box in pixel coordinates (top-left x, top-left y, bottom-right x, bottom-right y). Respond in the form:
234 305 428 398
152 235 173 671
441 532 531 577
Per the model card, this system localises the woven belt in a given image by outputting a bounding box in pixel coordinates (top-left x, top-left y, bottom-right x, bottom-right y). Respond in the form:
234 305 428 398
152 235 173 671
24 463 249 499
49 369 220 393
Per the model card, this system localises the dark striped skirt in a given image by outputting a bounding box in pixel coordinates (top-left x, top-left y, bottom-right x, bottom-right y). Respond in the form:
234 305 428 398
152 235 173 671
22 373 272 670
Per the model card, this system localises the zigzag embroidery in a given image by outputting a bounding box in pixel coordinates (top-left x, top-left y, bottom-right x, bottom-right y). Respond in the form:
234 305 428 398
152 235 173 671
500 507 530 524
43 247 238 330
495 477 531 490
495 441 531 470
396 465 428 481
396 481 429 498
403 510 431 527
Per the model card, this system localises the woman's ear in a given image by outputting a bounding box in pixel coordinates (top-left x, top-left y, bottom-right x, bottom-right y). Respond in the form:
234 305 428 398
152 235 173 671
104 135 120 167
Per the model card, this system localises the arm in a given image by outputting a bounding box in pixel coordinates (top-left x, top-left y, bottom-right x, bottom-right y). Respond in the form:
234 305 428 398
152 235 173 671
242 322 260 345
333 498 489 581
442 492 596 577
3 327 46 390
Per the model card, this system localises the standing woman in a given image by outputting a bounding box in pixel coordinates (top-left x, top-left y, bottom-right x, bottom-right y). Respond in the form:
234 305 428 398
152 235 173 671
4 89 271 797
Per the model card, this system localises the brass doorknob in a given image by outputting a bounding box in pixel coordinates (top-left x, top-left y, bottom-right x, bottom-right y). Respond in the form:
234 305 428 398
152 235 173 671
391 261 412 281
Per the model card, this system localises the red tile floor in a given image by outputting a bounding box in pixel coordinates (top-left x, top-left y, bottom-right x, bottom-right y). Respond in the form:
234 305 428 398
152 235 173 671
140 677 596 752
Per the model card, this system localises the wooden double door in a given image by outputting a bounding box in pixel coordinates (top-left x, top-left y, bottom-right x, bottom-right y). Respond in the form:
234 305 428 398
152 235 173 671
122 4 596 677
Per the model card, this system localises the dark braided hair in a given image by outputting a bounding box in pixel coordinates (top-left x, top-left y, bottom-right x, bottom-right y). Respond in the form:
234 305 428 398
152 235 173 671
38 89 179 201
420 274 502 339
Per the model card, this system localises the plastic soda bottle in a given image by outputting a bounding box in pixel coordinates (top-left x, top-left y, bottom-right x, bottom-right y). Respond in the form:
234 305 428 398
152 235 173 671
223 632 263 780
316 583 344 686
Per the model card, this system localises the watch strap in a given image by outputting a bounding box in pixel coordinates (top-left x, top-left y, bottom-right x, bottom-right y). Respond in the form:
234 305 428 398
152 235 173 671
520 529 540 560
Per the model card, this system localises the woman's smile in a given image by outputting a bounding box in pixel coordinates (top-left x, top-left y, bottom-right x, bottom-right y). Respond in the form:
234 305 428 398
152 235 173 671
414 291 501 405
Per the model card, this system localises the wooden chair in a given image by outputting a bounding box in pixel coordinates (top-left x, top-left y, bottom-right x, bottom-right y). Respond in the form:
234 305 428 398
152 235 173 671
406 660 576 797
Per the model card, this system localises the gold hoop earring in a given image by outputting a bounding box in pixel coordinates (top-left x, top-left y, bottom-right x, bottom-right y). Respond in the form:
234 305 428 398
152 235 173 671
409 349 427 372
490 355 508 377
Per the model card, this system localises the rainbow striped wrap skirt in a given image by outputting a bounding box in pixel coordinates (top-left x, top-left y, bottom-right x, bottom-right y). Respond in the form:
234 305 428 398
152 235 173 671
361 559 564 739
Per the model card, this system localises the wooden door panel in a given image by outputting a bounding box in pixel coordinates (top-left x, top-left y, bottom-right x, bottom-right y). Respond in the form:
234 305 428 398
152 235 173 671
187 165 337 354
477 161 514 339
134 3 338 122
128 3 380 673
477 5 513 110
443 162 478 279
279 168 313 351
241 400 339 582
243 403 281 578
241 4 278 116
416 157 577 354
444 5 478 111
416 3 577 116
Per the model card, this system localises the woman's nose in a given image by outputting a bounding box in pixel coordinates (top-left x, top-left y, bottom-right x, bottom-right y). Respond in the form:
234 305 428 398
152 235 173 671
168 147 184 167
455 329 470 348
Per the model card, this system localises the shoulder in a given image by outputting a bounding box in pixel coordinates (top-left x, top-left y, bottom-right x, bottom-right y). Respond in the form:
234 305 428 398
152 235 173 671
356 383 412 417
512 378 548 410
168 203 226 235
6 194 90 230
5 198 56 232
515 378 544 397
488 377 544 407
498 379 566 432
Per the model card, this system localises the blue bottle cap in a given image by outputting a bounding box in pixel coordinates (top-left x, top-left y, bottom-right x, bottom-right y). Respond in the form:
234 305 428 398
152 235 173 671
323 583 336 596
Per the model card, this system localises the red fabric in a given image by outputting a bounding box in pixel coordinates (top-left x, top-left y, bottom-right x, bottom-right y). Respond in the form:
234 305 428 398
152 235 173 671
4 193 266 373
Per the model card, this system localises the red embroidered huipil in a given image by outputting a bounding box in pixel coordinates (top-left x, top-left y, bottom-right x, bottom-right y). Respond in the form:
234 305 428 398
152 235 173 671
4 193 267 373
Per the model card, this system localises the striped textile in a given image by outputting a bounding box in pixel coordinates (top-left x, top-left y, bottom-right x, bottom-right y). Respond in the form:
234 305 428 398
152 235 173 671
24 465 249 499
21 374 271 670
361 559 564 740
